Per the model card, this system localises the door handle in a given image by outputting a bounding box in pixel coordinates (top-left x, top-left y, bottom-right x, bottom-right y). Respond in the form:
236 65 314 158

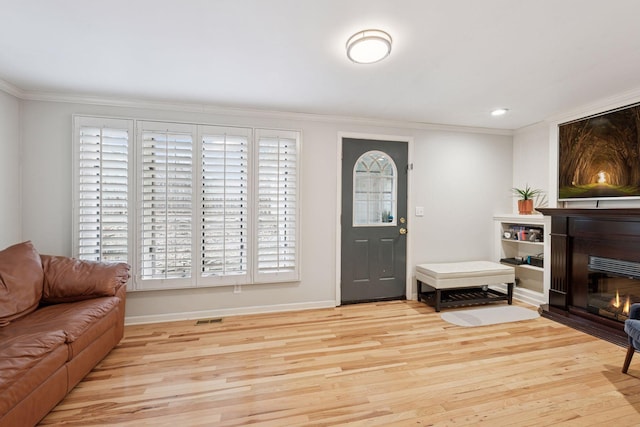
399 227 407 235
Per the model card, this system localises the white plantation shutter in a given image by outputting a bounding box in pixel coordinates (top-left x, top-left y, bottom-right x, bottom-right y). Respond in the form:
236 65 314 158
74 118 301 291
200 126 251 285
254 129 300 283
138 122 195 286
73 117 132 263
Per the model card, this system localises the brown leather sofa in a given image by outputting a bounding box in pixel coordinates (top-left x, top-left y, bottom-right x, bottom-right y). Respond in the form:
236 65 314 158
0 241 129 427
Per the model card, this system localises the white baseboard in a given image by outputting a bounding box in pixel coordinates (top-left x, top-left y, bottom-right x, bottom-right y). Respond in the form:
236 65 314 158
491 283 545 307
124 300 337 325
512 288 546 307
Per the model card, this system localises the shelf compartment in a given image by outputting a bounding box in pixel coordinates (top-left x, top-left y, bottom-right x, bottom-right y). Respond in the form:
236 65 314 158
500 258 543 270
501 239 543 245
518 264 543 272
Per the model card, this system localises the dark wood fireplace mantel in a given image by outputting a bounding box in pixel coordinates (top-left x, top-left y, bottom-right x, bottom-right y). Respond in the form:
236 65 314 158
538 207 640 219
538 208 640 345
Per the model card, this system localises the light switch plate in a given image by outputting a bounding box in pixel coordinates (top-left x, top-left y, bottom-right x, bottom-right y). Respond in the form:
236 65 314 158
415 206 425 216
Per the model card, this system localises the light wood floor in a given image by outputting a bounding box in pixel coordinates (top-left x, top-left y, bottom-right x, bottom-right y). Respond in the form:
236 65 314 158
40 301 640 426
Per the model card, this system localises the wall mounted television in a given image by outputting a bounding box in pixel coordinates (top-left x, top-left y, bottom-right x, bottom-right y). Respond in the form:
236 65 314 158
558 102 640 201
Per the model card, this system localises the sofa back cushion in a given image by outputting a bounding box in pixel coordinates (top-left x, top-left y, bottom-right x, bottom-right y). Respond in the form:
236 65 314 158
0 241 44 327
41 255 130 303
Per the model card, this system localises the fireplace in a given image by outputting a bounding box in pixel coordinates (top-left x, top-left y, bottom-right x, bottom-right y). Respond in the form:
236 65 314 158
587 256 640 321
538 208 640 344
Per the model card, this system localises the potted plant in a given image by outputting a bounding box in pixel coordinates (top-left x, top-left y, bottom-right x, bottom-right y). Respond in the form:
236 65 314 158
512 184 544 215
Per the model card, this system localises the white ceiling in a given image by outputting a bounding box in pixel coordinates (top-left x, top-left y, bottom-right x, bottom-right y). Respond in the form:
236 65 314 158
2 0 640 130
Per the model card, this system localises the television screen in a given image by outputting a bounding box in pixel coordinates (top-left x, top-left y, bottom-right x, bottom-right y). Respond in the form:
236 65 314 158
558 103 640 200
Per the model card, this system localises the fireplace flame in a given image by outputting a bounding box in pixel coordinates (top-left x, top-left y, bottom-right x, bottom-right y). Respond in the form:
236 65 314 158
624 297 631 315
613 289 621 309
610 290 631 316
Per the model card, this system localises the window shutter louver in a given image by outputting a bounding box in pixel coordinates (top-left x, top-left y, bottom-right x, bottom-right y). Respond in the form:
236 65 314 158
140 124 194 282
75 118 131 263
255 130 300 282
200 127 251 284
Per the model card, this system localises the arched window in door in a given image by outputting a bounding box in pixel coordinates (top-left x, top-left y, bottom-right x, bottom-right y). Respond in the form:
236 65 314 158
353 150 397 226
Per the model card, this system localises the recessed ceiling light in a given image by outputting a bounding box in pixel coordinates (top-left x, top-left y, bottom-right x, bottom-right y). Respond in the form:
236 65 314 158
346 29 392 64
491 108 509 116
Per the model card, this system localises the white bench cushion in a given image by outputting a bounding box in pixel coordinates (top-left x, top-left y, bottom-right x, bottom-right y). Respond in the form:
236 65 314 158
416 261 515 290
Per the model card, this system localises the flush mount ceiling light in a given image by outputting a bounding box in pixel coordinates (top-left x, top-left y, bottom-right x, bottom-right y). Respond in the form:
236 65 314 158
491 108 509 116
346 29 392 64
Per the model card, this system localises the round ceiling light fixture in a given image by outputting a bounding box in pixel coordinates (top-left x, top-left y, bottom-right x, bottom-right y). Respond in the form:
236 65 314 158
346 29 392 64
491 108 509 116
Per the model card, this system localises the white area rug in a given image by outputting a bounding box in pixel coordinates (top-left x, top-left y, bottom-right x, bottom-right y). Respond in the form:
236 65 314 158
440 305 539 327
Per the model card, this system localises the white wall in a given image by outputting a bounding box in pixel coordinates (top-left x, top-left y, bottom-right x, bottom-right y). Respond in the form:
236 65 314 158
512 122 550 212
18 98 513 322
0 90 21 247
411 130 512 267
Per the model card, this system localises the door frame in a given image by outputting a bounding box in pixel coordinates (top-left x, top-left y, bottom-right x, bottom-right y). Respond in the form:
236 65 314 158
336 132 414 306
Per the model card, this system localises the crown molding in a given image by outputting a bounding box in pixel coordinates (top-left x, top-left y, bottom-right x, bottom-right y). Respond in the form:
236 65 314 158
547 86 640 125
3 84 513 136
513 121 548 136
0 78 25 98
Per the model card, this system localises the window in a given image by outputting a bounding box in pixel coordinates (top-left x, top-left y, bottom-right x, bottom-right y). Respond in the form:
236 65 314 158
138 122 195 285
255 129 299 283
200 126 251 286
73 116 300 290
353 150 397 226
73 117 133 263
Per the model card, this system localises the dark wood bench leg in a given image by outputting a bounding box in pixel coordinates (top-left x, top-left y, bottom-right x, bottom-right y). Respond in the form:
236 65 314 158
623 344 635 373
507 282 514 305
435 289 442 312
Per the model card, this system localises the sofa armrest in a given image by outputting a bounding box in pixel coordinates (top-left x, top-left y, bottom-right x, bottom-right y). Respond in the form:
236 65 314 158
40 255 130 303
629 303 640 320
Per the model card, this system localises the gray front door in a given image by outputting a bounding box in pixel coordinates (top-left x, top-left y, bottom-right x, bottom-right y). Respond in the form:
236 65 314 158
341 138 408 303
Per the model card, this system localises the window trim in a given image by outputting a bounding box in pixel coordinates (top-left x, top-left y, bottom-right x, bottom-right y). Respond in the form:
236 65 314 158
253 128 301 284
197 125 253 287
135 121 198 290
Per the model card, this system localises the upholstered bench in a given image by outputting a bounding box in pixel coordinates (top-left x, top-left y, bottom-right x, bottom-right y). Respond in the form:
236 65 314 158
416 261 515 312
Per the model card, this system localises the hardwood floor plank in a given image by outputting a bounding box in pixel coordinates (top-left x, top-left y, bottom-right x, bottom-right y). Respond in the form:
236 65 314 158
40 300 640 426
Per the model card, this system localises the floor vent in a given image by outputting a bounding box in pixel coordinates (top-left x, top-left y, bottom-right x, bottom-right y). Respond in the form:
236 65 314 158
195 318 223 325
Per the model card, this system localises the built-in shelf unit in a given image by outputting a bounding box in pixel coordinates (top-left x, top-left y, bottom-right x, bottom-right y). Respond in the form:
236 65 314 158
493 214 549 306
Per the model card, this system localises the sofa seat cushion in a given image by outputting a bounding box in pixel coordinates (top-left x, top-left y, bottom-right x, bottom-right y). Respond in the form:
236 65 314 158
0 241 44 327
2 297 120 360
0 331 68 415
